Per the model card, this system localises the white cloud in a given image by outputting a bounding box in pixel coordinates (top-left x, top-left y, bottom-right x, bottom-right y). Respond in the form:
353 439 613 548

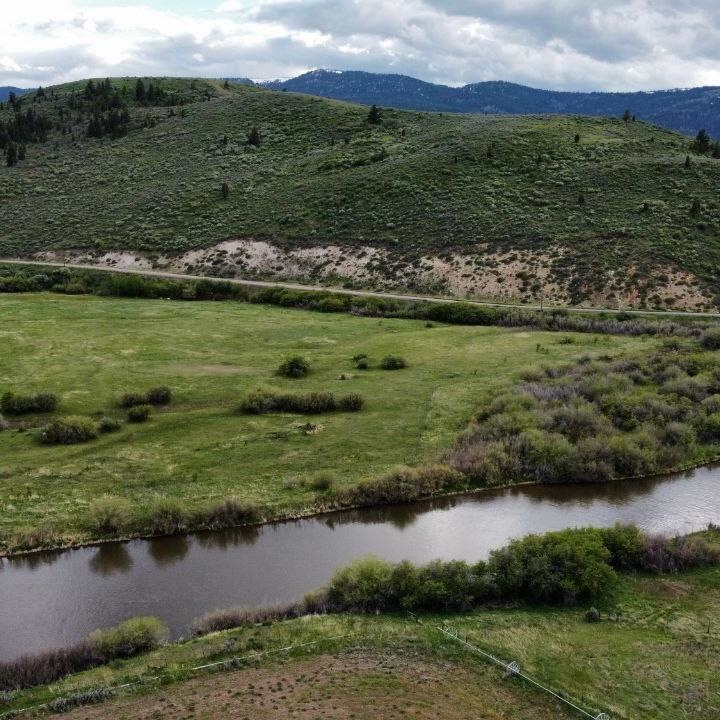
2 0 720 90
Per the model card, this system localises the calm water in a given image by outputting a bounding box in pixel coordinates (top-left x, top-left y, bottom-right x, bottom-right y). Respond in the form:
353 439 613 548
1 466 719 661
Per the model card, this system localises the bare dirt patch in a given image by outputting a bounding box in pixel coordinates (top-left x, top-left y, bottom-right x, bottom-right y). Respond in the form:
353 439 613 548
59 650 574 720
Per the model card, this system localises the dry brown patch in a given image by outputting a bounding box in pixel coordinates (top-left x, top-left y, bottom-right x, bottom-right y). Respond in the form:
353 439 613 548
59 650 574 720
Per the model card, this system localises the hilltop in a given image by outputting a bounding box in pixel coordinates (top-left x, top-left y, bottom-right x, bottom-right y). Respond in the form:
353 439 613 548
1 76 720 309
262 69 720 138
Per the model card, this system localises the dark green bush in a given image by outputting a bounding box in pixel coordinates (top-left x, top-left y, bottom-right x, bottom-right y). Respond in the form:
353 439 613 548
277 356 310 378
97 417 121 433
239 390 364 415
127 405 151 422
488 528 618 605
89 617 168 659
339 393 364 411
700 327 720 349
694 412 720 442
1 391 58 415
119 392 145 408
39 416 98 445
145 386 172 405
380 355 407 370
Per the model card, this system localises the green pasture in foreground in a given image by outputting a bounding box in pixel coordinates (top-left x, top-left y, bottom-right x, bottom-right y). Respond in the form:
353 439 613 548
0 293 653 547
6 565 720 719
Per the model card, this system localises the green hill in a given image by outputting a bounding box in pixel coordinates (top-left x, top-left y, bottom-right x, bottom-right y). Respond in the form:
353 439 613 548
2 77 720 309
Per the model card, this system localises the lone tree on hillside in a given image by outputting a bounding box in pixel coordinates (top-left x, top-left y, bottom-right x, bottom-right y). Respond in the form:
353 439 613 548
690 128 711 154
622 109 631 123
367 104 382 125
135 78 146 103
6 142 18 167
246 125 262 146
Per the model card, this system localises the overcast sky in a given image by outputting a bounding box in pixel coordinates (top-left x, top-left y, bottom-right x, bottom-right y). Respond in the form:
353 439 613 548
4 0 720 91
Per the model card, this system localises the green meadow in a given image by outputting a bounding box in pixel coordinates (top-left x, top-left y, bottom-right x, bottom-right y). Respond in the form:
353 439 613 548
0 292 652 549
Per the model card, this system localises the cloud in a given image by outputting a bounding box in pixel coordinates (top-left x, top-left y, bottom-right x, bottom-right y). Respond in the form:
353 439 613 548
2 0 720 90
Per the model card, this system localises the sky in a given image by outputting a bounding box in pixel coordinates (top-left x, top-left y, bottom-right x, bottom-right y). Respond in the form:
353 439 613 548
3 0 720 91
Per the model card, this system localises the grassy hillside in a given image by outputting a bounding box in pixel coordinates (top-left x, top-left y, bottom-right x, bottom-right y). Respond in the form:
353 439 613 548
4 565 720 719
0 292 648 551
1 78 720 308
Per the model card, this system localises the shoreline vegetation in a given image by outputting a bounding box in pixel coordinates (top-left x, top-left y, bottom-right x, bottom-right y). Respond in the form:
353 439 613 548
1 525 718 711
1 267 720 555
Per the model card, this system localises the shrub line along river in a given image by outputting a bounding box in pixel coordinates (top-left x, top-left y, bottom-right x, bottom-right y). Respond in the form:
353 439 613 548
1 465 719 661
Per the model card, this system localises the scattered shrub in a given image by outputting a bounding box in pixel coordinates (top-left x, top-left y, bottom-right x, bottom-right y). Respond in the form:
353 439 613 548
145 386 172 405
191 602 303 637
700 328 720 350
144 497 185 535
339 393 364 411
277 356 310 378
39 416 98 445
89 617 169 660
1 391 58 415
127 404 151 422
0 414 7 431
380 355 407 370
200 498 261 528
0 642 102 692
121 387 172 407
48 687 111 713
119 392 145 408
97 416 121 433
585 607 601 623
336 464 464 507
89 495 131 534
238 390 364 415
310 472 336 492
355 357 370 370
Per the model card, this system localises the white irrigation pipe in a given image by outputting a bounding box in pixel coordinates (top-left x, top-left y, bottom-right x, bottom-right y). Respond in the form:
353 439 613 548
0 633 354 719
408 613 610 720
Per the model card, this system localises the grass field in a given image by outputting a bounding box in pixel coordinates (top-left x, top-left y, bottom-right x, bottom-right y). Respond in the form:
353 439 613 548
2 78 720 306
4 565 719 719
0 293 653 551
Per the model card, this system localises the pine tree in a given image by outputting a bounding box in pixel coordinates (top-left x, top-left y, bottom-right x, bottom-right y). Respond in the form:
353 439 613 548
574 133 580 143
135 78 146 103
246 126 262 146
6 142 17 166
690 128 711 154
622 109 631 123
221 182 230 199
690 199 701 217
367 104 382 125
684 154 692 169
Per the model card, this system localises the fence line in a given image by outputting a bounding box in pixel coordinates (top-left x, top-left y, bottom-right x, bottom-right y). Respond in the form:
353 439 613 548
0 633 354 719
408 612 611 720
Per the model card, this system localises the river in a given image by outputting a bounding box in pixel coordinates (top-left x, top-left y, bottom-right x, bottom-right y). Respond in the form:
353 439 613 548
1 465 718 661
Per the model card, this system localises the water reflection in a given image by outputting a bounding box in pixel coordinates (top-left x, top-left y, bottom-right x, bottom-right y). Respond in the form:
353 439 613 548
89 543 133 576
2 463 719 662
148 535 191 566
194 525 260 550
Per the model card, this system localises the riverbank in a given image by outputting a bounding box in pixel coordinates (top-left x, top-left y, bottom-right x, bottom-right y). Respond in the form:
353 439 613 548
3 555 719 720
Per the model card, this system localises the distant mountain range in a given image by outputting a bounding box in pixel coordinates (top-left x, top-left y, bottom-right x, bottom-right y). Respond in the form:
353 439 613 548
259 70 720 137
0 87 28 102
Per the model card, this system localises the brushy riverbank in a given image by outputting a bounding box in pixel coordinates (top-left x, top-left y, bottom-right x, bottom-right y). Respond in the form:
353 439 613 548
2 526 719 719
